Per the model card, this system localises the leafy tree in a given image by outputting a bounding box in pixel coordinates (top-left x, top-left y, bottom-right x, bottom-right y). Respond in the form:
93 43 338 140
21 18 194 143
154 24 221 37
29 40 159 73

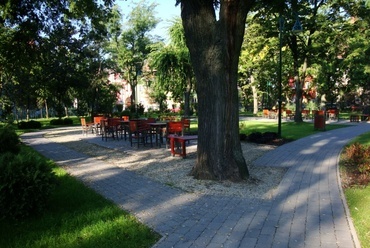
0 0 115 119
239 15 281 114
149 18 195 116
110 0 159 112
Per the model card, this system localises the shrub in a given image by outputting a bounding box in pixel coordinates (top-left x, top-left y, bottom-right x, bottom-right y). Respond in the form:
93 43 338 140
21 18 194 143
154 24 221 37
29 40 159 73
50 118 73 125
248 132 263 143
121 110 131 118
344 143 369 168
0 127 20 154
0 151 57 220
50 118 64 125
248 132 278 144
343 143 370 187
18 120 42 129
63 118 73 125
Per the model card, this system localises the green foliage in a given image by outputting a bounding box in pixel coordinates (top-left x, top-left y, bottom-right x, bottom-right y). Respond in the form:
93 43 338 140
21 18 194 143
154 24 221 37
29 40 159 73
121 110 131 118
0 151 57 220
342 131 370 247
285 102 296 111
0 126 20 154
239 120 346 141
305 101 319 110
344 143 370 180
17 120 42 129
345 186 370 248
63 118 73 125
49 118 73 126
0 159 159 248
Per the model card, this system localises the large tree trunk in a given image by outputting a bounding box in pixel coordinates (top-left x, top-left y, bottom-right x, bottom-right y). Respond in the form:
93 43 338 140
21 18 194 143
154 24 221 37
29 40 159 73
181 0 254 181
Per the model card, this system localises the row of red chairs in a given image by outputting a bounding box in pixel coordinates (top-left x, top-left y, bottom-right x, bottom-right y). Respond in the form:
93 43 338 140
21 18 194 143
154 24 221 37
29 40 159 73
81 116 191 148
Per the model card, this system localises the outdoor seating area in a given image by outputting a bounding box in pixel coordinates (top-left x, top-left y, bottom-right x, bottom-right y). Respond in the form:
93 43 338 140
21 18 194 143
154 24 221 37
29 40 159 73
261 108 343 121
80 116 196 157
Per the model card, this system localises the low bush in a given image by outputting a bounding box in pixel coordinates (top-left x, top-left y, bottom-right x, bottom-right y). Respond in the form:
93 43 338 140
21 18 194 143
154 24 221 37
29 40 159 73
0 151 57 220
342 142 370 187
50 118 73 125
63 118 73 125
0 127 20 154
49 118 64 125
248 131 278 144
18 120 42 129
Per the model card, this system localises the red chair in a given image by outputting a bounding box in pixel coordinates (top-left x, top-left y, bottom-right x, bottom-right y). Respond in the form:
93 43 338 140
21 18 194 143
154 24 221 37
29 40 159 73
129 120 152 147
110 118 124 139
181 118 191 134
93 116 104 135
285 110 294 120
100 118 122 141
147 117 156 123
165 121 184 148
302 110 310 120
80 118 92 135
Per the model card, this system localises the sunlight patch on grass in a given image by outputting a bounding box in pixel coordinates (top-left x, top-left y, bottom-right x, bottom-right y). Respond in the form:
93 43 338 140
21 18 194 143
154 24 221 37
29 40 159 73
0 150 160 248
345 187 370 248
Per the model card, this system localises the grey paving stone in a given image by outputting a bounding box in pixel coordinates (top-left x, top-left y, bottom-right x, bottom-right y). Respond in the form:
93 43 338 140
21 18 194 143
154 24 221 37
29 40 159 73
21 121 370 248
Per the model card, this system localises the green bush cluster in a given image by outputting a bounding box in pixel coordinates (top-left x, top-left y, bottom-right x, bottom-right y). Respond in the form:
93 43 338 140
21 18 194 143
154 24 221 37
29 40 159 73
0 128 57 220
49 118 73 125
343 142 370 187
18 120 42 129
0 127 20 154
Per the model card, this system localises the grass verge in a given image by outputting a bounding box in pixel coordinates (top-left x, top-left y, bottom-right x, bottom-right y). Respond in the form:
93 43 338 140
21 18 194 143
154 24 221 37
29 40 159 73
340 131 370 248
240 120 348 140
0 146 160 248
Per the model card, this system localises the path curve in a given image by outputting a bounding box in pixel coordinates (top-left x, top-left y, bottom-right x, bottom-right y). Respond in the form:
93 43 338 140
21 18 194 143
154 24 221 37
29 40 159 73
21 122 370 248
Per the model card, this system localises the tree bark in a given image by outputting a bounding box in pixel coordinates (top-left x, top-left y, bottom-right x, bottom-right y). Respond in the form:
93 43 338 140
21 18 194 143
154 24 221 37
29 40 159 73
184 75 192 117
181 0 254 181
252 84 258 115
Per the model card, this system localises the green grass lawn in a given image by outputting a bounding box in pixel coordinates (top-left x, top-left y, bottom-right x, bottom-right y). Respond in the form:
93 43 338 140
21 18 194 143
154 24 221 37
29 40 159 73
342 131 370 248
1 117 366 247
0 147 160 248
345 187 370 248
240 120 348 140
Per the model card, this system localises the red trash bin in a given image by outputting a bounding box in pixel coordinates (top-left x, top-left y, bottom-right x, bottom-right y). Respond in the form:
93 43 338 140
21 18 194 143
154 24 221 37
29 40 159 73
314 110 326 130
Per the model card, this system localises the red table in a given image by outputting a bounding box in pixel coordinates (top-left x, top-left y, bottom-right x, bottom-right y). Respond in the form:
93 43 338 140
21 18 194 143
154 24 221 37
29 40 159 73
168 135 198 158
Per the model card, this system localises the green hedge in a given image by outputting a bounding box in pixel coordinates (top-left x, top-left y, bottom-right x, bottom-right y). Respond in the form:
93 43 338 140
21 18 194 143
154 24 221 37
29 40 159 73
0 127 20 154
49 118 73 125
0 151 57 220
18 120 42 129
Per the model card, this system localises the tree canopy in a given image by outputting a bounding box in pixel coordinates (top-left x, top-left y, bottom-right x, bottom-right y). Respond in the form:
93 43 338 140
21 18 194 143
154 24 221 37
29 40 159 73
0 0 116 119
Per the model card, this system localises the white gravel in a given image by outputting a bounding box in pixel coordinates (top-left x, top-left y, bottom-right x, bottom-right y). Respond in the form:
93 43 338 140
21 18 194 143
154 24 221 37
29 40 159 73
44 128 286 200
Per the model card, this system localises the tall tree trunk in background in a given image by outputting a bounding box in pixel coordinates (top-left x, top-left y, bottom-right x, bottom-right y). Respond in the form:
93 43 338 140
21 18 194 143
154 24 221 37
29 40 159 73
291 29 303 122
65 106 69 117
181 0 255 181
45 100 49 119
252 85 258 115
183 75 193 117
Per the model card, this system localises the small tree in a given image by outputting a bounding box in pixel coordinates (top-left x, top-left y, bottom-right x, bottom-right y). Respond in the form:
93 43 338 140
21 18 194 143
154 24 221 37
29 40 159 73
111 0 159 107
149 18 195 117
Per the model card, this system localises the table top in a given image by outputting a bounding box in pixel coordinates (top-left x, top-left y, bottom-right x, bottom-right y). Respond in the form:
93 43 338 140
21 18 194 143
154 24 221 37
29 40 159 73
148 122 167 126
168 135 198 140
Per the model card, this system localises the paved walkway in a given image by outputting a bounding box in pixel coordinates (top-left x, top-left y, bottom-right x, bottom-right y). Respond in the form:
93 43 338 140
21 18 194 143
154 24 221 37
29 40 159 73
20 121 370 248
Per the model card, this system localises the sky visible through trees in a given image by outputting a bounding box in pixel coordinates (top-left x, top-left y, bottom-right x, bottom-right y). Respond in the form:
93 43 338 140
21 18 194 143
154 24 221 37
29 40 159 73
117 0 180 42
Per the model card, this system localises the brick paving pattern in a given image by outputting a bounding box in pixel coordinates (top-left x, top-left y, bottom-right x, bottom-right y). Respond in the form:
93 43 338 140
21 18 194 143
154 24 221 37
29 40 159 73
21 122 370 248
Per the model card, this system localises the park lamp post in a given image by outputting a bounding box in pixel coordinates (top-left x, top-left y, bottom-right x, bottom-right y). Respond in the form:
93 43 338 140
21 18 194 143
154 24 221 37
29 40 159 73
277 13 303 138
